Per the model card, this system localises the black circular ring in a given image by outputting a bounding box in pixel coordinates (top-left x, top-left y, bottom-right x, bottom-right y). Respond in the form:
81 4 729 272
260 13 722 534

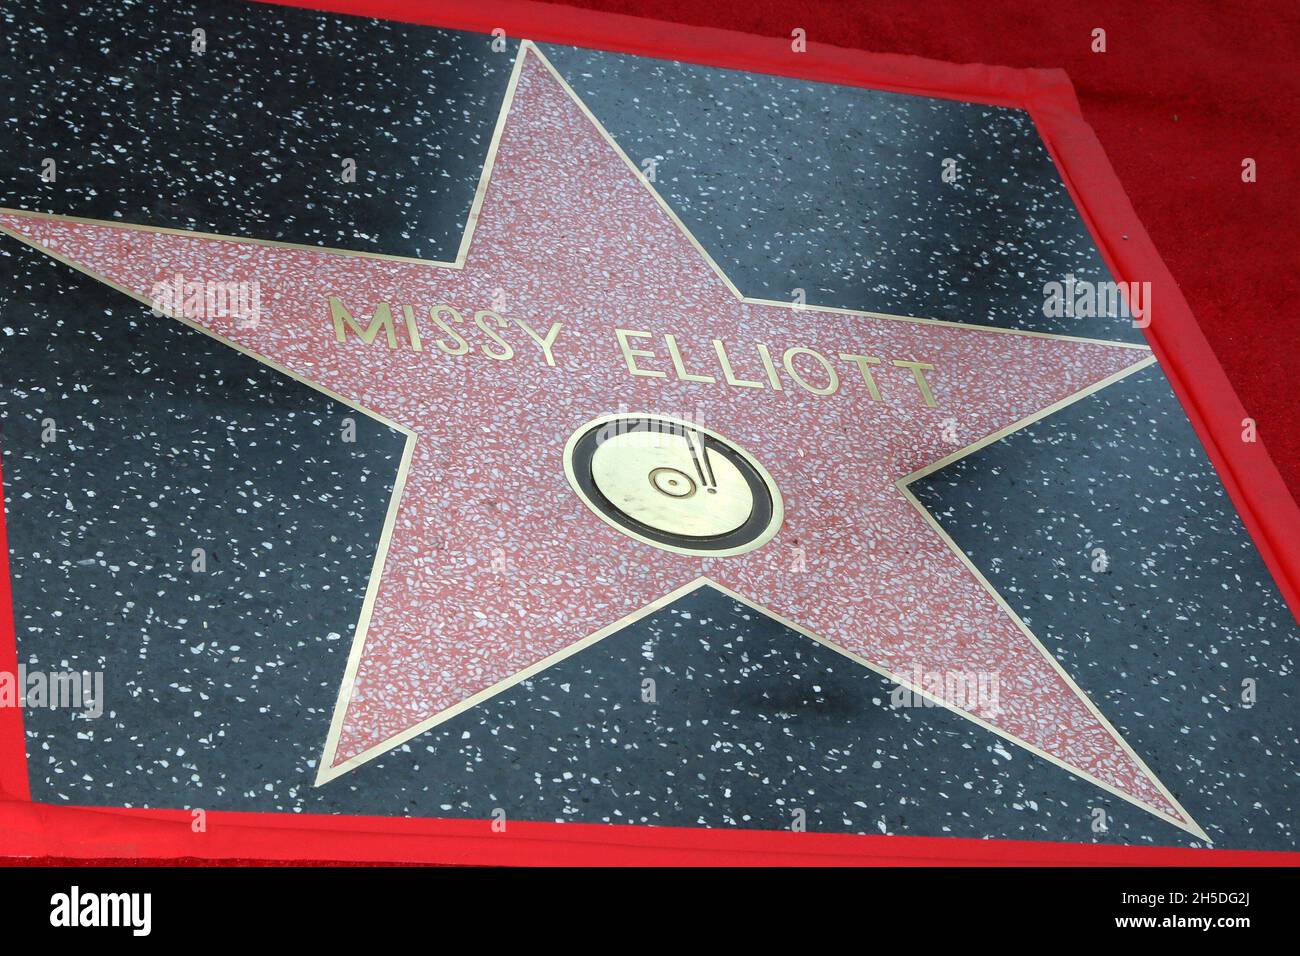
569 417 775 553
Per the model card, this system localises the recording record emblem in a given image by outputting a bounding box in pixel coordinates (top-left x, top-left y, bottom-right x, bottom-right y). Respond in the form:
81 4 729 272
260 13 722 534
564 413 783 556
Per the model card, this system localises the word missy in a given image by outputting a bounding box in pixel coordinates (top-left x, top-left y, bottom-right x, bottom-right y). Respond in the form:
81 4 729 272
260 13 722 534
328 298 941 407
330 297 562 365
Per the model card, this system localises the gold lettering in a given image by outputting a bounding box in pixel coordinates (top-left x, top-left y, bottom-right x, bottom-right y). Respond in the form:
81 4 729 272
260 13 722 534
330 297 397 349
756 343 783 390
713 339 763 389
401 305 423 351
838 353 882 401
783 347 839 396
665 334 716 384
615 328 666 378
474 309 515 361
892 359 938 407
428 305 471 355
514 318 563 367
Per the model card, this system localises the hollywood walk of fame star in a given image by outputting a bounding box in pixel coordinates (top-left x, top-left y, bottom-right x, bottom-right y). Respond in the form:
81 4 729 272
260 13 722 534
0 41 1205 840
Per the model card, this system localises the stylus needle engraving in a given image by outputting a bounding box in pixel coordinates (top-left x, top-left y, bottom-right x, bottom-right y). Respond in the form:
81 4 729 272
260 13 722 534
698 432 717 489
683 427 716 492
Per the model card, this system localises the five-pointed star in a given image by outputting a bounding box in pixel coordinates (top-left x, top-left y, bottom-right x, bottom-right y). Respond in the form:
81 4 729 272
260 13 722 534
0 41 1204 839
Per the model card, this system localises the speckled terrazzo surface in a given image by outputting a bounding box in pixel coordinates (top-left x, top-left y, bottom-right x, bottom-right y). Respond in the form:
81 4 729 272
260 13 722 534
0 0 1296 850
910 362 1300 849
0 0 520 261
542 45 1141 343
0 0 1127 341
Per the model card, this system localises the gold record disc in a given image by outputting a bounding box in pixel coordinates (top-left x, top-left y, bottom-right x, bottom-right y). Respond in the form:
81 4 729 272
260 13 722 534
564 413 783 557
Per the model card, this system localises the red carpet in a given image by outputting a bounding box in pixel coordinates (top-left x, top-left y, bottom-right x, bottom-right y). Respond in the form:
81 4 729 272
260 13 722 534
562 0 1300 500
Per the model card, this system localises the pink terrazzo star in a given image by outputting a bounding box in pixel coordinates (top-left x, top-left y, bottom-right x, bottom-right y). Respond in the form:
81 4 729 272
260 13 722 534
0 42 1201 837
